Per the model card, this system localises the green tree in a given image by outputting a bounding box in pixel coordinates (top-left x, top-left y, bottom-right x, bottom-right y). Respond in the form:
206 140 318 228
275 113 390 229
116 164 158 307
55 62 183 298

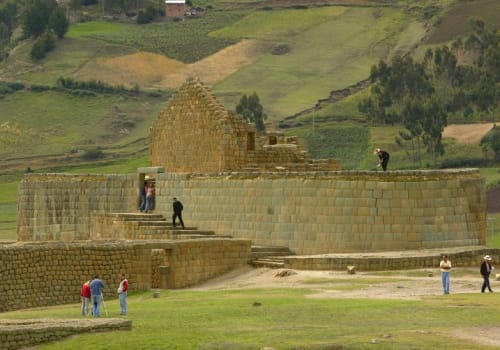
236 92 267 133
49 6 69 38
480 126 500 161
360 55 433 125
30 30 56 60
23 0 57 38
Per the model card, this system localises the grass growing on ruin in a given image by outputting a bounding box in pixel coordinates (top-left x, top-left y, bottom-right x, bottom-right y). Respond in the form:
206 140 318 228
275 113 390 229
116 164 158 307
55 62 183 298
3 288 500 349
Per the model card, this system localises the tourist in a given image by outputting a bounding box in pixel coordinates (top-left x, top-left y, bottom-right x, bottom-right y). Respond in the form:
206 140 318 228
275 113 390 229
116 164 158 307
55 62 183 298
139 180 147 212
439 255 451 294
90 275 106 317
172 197 185 228
117 273 129 316
480 255 494 293
144 182 155 213
374 148 390 171
80 278 92 316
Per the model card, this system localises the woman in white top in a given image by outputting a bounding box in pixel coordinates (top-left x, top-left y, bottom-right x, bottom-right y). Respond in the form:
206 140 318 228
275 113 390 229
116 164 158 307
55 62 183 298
439 255 452 294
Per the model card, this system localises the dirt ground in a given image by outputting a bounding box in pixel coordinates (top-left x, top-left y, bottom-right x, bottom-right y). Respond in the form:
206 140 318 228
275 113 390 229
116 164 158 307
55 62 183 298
190 266 500 347
442 122 498 144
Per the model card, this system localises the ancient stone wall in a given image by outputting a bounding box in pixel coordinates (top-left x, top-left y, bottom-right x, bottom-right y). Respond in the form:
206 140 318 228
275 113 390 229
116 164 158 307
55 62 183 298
153 169 486 254
16 169 486 254
0 239 251 313
16 173 137 241
148 79 340 173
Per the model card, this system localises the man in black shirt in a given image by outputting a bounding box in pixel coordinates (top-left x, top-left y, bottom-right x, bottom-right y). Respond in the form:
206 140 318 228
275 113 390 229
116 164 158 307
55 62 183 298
172 197 185 229
374 148 390 171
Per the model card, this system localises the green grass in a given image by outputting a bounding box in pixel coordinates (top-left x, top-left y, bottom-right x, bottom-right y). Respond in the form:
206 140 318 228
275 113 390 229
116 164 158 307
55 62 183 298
214 6 423 120
66 21 125 38
0 90 166 158
75 11 246 63
3 288 500 349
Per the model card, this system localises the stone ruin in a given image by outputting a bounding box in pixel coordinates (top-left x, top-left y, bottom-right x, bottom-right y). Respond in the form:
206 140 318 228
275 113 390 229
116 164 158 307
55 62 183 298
149 78 340 173
0 78 490 324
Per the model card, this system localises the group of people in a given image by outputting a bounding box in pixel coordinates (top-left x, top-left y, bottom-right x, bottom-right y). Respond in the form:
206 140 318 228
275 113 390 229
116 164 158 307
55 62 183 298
439 254 495 295
80 273 128 317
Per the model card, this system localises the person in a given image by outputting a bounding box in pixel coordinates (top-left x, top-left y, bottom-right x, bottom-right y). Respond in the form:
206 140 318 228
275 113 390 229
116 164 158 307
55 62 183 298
80 279 92 316
439 255 451 294
117 273 129 316
144 182 155 213
90 275 106 317
139 180 147 212
172 197 185 228
374 148 390 171
480 255 494 293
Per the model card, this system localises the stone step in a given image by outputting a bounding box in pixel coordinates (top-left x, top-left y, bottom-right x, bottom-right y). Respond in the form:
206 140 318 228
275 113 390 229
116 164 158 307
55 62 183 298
251 251 292 259
252 259 285 268
251 245 292 253
106 213 164 220
174 234 232 240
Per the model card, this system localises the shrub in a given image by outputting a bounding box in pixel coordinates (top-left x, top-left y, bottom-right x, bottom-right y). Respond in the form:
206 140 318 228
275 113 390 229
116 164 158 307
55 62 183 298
81 147 104 160
271 44 291 55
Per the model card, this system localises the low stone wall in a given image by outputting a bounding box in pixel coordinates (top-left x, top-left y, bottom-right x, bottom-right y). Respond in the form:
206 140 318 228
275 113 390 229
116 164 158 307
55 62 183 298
17 169 487 254
0 318 131 350
283 247 499 271
0 239 251 313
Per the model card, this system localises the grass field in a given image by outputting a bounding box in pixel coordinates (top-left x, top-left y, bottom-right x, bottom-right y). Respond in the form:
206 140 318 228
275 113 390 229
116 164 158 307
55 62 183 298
214 6 424 120
2 284 500 349
0 90 167 159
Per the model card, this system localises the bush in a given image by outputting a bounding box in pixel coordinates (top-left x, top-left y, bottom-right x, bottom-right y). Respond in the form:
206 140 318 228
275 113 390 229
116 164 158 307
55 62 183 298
439 157 491 168
30 31 56 60
81 147 104 160
271 44 291 55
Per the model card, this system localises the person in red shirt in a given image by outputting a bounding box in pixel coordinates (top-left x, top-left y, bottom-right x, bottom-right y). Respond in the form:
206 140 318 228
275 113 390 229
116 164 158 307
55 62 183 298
80 279 91 316
117 273 129 315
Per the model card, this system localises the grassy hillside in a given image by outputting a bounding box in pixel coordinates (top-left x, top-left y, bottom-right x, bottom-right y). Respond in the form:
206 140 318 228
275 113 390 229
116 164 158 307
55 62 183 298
213 6 425 119
0 89 167 159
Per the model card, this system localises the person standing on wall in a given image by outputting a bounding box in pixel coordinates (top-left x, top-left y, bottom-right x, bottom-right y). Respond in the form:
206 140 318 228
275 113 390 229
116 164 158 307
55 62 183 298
144 182 155 213
374 148 390 171
90 275 106 317
480 255 494 293
439 255 452 294
80 278 92 316
117 273 129 316
172 197 185 229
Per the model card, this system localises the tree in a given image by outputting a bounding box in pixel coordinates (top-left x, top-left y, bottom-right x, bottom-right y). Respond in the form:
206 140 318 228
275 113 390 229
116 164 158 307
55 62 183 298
236 93 267 132
23 0 57 38
480 126 500 161
360 55 434 125
49 6 69 38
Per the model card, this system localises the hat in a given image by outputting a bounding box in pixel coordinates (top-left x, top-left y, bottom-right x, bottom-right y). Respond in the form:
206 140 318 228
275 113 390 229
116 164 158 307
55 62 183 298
373 148 381 154
484 255 492 261
145 175 150 180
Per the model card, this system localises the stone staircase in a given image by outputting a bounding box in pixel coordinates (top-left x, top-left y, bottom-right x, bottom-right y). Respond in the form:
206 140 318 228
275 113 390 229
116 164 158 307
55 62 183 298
91 213 231 240
251 245 295 268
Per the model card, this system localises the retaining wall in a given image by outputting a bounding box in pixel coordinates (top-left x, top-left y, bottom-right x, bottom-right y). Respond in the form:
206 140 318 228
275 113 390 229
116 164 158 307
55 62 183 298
17 170 486 254
0 239 251 313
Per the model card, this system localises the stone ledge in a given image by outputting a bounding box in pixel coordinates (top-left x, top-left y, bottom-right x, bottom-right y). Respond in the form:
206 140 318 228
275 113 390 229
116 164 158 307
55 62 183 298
0 318 131 350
